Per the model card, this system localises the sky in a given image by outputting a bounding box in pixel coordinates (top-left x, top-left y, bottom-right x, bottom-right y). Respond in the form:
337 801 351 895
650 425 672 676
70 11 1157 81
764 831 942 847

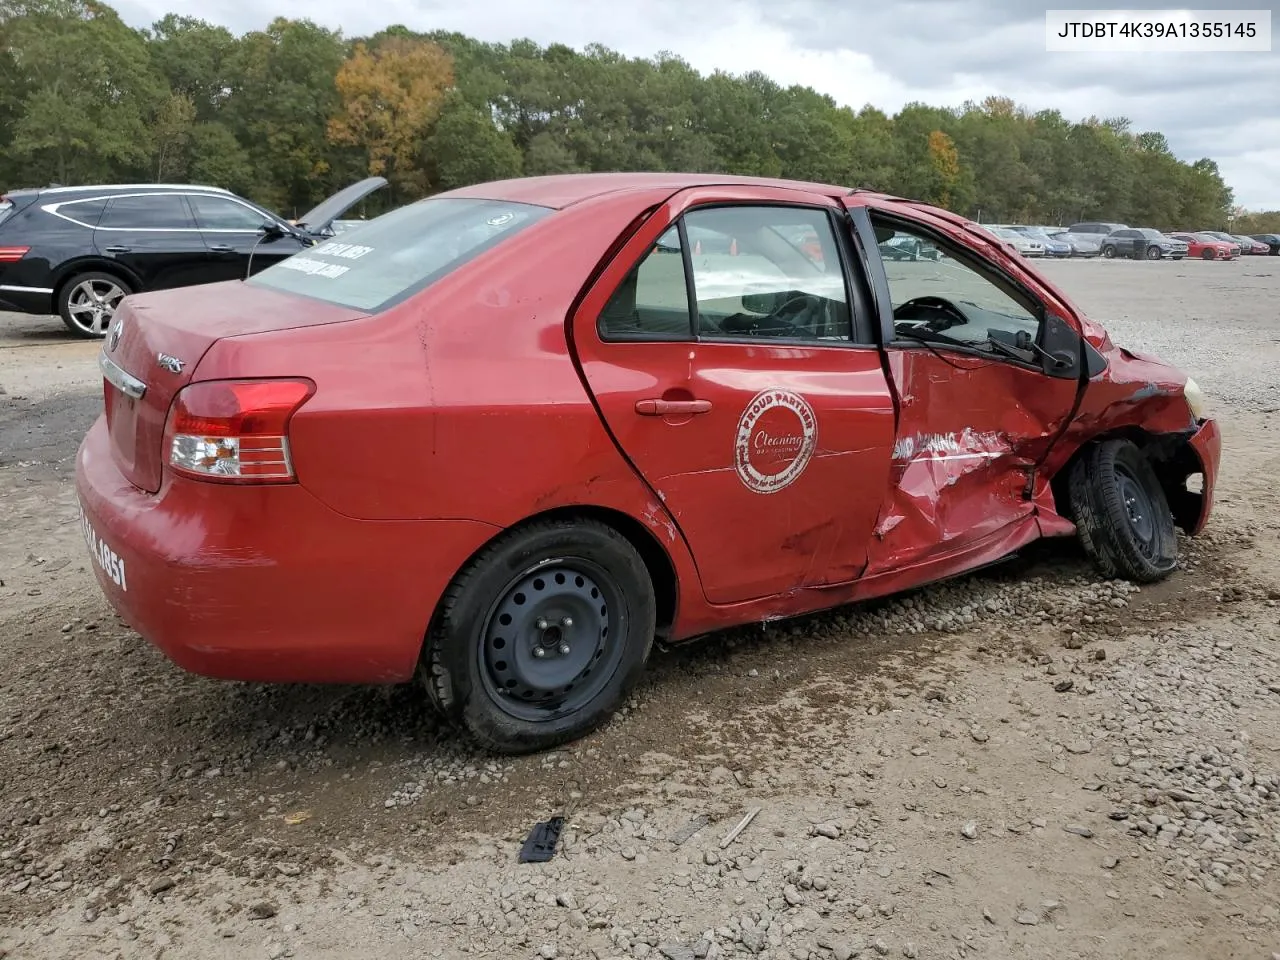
113 0 1279 211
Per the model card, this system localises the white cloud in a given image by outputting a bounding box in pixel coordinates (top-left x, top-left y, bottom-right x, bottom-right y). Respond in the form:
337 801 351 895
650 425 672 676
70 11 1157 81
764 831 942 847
113 0 1279 210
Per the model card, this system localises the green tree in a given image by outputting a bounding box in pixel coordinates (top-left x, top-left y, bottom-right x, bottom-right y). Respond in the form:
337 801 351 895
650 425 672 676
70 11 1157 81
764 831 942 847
425 93 523 189
222 16 347 213
1 0 164 184
146 13 238 122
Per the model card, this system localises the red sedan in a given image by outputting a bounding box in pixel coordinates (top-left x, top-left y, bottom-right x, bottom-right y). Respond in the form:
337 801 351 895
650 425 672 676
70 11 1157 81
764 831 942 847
76 173 1222 753
1168 232 1237 260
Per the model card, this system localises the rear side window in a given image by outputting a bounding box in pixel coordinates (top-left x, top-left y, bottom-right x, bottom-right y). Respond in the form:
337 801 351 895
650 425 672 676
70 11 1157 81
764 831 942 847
55 197 108 227
0 198 14 229
248 198 553 312
99 194 194 230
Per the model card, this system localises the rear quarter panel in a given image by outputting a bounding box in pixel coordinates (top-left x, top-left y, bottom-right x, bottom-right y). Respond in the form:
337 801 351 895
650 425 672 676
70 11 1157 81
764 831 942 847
1 208 104 290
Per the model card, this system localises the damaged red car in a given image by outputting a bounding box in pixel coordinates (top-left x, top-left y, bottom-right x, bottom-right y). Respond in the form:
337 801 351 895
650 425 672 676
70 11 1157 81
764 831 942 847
75 173 1221 753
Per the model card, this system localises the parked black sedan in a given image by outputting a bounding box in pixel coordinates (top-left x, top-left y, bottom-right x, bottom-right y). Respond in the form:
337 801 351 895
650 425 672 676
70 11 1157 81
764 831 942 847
0 177 386 337
1250 233 1280 255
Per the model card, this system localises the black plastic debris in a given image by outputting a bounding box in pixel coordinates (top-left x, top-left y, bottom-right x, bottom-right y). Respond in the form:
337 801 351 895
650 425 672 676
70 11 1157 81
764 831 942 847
518 816 565 863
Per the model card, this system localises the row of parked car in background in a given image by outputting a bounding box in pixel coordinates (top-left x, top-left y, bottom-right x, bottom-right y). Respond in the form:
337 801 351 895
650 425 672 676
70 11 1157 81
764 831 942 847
982 220 1279 261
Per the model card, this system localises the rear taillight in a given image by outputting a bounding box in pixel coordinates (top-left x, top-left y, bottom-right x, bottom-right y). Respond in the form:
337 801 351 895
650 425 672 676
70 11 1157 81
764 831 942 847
0 245 29 263
165 379 315 483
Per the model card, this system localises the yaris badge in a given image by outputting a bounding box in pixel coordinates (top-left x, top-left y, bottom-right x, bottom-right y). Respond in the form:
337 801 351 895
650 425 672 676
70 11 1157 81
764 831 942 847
156 353 185 374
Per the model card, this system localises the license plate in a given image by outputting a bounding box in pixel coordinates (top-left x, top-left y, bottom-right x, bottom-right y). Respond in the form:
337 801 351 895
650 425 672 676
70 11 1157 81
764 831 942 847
79 502 128 592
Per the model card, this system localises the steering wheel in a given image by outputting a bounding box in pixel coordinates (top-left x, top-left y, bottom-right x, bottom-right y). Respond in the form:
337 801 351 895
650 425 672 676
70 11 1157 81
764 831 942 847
719 292 820 337
893 295 969 330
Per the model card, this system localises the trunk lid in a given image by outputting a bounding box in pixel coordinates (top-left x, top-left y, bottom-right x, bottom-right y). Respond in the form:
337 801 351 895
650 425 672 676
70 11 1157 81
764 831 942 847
101 280 368 493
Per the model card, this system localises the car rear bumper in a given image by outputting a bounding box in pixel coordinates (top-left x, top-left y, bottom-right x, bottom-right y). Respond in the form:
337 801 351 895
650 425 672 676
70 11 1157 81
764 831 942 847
74 415 501 684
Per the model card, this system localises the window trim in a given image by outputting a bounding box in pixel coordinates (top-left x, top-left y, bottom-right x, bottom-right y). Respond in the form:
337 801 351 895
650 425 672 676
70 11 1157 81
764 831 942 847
862 208 1054 372
596 199 877 350
42 191 286 234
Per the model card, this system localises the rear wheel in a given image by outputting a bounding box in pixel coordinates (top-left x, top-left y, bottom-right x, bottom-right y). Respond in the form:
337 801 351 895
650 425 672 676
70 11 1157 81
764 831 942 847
421 519 656 754
57 271 132 339
1067 438 1177 583
1101 244 1116 259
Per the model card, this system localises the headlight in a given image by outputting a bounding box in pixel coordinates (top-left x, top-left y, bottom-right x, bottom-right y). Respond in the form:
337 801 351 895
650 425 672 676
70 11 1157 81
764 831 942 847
1184 377 1207 419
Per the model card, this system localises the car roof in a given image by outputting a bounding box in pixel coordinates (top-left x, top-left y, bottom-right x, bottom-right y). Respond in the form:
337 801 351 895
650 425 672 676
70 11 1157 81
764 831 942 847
5 183 233 198
433 172 861 209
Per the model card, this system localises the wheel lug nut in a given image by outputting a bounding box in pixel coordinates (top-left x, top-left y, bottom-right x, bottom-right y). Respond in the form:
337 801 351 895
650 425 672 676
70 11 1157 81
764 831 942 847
561 616 574 628
535 617 549 630
558 643 571 656
533 647 546 658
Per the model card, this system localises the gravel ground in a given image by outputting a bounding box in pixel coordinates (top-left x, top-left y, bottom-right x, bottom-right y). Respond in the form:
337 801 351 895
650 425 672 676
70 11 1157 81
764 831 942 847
1 257 1278 960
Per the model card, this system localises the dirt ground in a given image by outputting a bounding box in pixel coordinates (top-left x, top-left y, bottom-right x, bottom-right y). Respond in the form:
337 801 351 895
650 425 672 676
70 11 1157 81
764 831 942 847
1 258 1279 960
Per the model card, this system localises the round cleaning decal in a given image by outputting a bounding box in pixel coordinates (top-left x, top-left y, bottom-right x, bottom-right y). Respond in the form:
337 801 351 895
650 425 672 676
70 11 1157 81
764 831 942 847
733 389 818 494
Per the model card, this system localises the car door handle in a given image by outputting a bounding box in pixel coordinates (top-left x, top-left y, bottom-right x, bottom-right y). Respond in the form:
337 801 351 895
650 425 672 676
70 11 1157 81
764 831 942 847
208 244 235 253
103 245 131 254
635 398 712 416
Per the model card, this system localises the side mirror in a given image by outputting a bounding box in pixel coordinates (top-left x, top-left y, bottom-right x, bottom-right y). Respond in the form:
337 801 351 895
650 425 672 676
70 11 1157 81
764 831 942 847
1015 328 1074 373
259 220 287 239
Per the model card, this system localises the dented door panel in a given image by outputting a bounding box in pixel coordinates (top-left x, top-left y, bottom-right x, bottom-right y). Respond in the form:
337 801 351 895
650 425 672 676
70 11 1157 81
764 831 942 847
843 199 1085 575
864 348 1077 574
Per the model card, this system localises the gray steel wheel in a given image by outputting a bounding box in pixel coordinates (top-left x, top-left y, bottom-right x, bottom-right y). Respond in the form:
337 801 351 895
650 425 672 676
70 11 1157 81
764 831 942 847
58 272 131 338
479 558 624 722
422 518 656 754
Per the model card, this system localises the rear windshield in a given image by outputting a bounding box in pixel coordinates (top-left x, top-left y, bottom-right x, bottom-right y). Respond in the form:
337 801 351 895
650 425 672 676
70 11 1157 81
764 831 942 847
249 197 553 312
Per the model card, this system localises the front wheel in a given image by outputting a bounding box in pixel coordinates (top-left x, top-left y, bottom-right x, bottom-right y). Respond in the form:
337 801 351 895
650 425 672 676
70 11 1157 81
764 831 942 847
1200 248 1215 260
1145 245 1162 260
421 519 656 754
1066 438 1178 583
1101 244 1116 259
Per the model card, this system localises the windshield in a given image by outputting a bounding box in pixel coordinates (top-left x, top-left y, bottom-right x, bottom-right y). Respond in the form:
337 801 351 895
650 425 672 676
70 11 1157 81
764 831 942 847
249 198 553 312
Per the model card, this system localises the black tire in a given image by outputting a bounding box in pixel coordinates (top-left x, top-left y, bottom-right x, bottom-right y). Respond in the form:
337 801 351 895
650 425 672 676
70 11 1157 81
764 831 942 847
57 270 133 339
421 518 656 754
1200 248 1215 260
1101 244 1116 259
1145 245 1162 260
1066 438 1178 583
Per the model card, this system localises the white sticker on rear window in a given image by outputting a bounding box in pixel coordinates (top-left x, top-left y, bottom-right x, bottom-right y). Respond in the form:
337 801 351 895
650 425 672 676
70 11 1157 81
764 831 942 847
278 256 350 279
312 241 374 260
